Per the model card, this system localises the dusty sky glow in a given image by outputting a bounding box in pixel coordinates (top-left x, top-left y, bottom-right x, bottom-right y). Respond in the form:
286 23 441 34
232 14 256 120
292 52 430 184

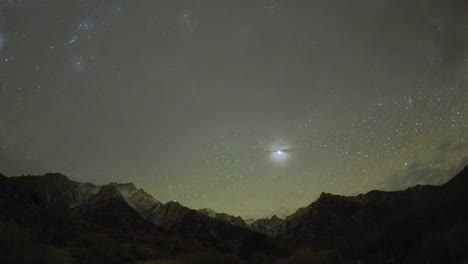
0 0 467 218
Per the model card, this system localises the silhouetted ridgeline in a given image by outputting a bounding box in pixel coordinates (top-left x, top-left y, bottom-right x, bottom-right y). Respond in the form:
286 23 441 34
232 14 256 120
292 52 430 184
0 166 467 263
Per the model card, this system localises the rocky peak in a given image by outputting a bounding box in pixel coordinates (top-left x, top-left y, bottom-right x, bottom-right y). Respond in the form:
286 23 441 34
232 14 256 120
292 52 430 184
94 184 124 200
250 215 285 236
110 182 137 193
198 208 217 218
110 182 161 206
270 215 280 220
159 201 188 219
72 183 153 230
314 192 352 206
0 173 100 209
198 208 249 229
42 172 70 180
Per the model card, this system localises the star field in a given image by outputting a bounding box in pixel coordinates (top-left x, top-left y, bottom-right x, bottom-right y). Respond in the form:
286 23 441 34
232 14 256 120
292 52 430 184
0 0 467 218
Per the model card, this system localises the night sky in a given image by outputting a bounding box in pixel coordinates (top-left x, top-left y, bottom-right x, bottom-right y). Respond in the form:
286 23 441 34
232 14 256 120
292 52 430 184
1 0 467 218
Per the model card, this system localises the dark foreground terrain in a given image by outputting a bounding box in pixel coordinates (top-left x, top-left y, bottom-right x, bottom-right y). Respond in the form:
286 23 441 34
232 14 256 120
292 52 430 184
1 165 467 264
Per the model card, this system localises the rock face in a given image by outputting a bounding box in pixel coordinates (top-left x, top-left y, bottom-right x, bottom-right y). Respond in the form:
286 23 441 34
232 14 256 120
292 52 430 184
112 182 174 227
110 182 251 232
0 173 99 211
72 184 154 231
275 183 448 242
1 165 467 264
0 173 251 233
0 174 264 240
198 208 250 229
250 215 285 237
0 173 282 262
255 166 468 263
0 173 253 234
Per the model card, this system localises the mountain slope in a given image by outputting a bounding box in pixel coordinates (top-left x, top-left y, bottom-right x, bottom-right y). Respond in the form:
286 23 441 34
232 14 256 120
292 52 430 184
198 208 250 229
72 184 155 231
0 165 467 263
270 165 468 263
250 215 285 236
0 173 282 262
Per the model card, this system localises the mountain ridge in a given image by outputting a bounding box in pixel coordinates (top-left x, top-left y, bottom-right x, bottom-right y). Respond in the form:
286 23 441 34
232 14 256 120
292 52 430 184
0 165 467 263
2 165 467 233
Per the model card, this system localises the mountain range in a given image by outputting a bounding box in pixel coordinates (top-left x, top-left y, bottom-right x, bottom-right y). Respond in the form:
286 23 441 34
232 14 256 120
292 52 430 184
0 165 467 264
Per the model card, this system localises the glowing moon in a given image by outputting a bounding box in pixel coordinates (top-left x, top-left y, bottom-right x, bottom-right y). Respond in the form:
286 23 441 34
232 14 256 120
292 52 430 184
271 149 288 163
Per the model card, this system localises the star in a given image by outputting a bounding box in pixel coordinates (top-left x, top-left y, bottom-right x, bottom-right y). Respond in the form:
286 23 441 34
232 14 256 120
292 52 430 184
0 0 466 220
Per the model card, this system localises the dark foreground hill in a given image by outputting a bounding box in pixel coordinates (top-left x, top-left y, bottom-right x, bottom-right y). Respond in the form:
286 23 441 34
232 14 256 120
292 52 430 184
0 165 467 264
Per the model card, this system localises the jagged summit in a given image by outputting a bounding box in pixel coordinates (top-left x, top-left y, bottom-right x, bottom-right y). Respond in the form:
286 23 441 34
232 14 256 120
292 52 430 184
72 183 154 230
250 215 285 237
198 208 217 218
0 172 253 234
2 165 467 226
2 165 467 235
42 172 70 179
111 181 136 187
94 184 125 199
269 165 468 244
198 208 249 229
1 164 467 263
